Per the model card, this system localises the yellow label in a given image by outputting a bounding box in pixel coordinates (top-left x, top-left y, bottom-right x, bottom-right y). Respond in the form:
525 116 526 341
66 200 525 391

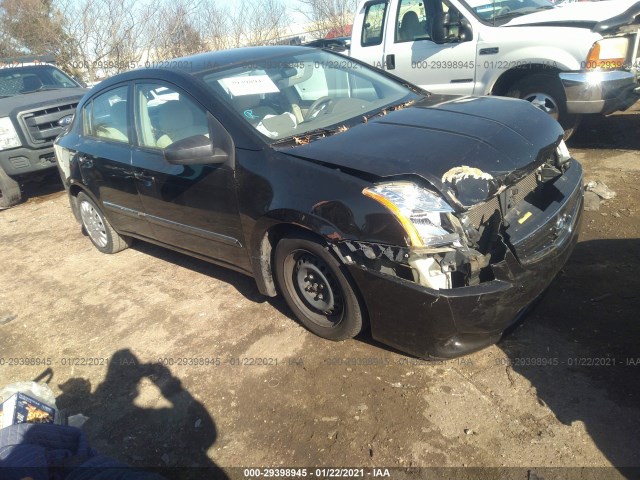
518 212 533 224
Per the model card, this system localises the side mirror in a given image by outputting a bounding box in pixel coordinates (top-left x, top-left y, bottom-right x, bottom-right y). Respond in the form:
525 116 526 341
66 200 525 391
432 10 473 44
164 135 228 165
432 12 448 44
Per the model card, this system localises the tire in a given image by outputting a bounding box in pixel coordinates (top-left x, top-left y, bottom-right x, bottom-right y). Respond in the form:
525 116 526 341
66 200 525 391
274 232 364 341
506 74 580 140
0 168 21 209
77 192 131 254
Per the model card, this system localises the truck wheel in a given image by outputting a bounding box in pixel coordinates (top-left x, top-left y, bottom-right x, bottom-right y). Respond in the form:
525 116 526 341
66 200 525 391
274 232 364 341
77 192 131 254
0 168 22 209
506 74 580 140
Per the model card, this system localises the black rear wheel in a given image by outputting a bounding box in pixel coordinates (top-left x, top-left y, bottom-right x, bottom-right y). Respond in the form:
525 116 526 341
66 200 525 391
274 232 364 341
77 192 132 254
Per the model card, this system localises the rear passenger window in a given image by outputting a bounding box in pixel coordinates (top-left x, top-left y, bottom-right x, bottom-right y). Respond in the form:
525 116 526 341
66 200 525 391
361 1 388 47
87 86 129 143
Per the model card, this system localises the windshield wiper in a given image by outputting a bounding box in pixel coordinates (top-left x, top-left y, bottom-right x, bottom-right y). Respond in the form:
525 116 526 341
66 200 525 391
273 99 419 147
20 87 61 94
362 99 417 123
272 126 347 147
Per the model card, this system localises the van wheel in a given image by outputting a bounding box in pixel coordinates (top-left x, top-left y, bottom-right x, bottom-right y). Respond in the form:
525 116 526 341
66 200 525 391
0 169 21 209
506 74 580 140
77 192 131 254
274 232 364 341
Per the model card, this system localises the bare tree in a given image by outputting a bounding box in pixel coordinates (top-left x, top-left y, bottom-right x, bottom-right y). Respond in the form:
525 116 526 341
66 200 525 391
227 0 288 47
56 0 157 80
194 0 231 51
150 0 207 60
4 0 291 82
0 0 78 72
297 0 357 38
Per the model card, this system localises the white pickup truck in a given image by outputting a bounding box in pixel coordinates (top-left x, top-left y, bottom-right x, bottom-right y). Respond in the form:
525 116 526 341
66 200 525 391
341 0 640 137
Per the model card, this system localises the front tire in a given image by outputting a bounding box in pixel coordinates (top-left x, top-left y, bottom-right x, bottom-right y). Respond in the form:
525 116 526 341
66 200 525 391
274 232 364 341
506 74 580 140
0 168 21 209
77 192 131 254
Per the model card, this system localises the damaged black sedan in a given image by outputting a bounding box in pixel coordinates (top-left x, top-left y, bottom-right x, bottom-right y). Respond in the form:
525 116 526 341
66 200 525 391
54 46 583 358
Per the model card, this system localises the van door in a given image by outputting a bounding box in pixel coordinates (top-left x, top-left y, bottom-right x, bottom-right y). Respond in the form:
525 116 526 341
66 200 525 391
381 0 477 95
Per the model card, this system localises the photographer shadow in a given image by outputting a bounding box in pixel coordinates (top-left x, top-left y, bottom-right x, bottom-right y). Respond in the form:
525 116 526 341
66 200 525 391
56 349 227 479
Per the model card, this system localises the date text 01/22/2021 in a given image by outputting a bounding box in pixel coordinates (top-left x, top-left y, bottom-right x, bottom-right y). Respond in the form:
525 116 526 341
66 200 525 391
242 468 392 478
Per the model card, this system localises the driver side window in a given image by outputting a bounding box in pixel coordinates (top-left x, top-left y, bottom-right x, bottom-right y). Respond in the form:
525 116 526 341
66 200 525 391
396 0 432 42
135 83 209 149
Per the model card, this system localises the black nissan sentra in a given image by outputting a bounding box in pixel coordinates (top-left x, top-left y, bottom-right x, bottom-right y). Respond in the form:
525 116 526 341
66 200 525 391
54 46 583 359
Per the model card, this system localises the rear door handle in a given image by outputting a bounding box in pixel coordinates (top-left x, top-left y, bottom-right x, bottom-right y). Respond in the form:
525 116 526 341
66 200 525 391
78 155 93 168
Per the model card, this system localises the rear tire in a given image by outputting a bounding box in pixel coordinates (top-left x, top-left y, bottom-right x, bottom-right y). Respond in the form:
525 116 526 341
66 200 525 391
274 232 364 341
0 168 21 209
506 74 580 140
77 192 131 254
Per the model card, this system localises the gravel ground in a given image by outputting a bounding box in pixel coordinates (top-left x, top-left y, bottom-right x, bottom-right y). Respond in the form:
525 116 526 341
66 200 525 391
1 105 639 480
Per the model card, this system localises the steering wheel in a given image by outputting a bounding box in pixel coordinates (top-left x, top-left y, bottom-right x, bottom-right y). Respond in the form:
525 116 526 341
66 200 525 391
305 96 334 120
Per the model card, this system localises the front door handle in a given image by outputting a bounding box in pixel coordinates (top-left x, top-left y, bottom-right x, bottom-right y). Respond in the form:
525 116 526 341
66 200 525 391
133 171 155 185
385 54 396 70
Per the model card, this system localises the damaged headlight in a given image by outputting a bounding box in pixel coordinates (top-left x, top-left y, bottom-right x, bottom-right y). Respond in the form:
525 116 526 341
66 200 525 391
363 182 461 248
556 140 571 168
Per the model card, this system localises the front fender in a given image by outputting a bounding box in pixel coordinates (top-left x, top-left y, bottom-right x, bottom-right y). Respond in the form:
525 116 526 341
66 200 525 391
478 49 583 95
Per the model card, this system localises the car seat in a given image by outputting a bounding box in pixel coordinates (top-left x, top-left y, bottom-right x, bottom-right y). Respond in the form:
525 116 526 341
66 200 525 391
21 75 43 92
156 101 209 148
96 101 128 142
399 11 422 42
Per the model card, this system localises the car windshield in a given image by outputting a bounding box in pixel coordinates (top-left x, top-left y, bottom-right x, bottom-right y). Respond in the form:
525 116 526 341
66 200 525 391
198 50 421 142
0 65 79 97
460 0 554 23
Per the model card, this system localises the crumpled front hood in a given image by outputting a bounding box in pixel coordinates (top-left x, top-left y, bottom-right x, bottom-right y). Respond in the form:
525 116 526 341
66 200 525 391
504 0 638 27
279 95 564 209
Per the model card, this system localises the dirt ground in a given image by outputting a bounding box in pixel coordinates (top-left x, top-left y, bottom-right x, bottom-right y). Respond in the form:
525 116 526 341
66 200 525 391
1 104 639 480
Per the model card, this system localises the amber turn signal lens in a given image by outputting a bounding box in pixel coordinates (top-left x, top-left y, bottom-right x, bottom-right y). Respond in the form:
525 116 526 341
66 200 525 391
585 41 626 70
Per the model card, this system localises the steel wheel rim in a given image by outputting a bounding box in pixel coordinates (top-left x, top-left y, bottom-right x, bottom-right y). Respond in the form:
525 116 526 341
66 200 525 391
523 92 559 120
80 200 108 248
284 249 344 328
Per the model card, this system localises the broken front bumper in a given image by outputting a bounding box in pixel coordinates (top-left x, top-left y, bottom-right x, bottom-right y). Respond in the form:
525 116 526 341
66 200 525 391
347 161 584 359
559 70 640 115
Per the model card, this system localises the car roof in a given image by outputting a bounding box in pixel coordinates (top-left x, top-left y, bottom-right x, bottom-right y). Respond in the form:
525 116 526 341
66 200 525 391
93 45 319 91
159 45 315 74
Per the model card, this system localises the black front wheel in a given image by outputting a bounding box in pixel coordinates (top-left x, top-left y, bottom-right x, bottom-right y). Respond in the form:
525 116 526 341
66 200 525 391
274 232 364 341
506 74 580 140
